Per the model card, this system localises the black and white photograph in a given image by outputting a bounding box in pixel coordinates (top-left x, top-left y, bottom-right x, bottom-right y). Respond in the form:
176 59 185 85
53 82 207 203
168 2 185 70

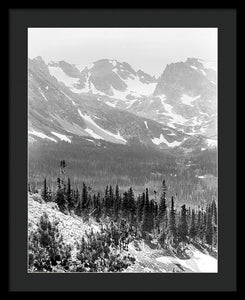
27 27 218 273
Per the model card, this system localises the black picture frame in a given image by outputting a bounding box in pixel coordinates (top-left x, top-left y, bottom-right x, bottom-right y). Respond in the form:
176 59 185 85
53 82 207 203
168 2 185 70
9 8 237 292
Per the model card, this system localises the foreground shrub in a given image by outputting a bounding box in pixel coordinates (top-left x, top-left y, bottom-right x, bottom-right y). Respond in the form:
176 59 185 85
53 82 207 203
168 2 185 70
75 220 136 272
28 212 72 272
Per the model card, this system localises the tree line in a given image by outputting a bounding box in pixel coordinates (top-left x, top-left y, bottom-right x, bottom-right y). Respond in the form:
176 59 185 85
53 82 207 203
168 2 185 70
35 160 217 251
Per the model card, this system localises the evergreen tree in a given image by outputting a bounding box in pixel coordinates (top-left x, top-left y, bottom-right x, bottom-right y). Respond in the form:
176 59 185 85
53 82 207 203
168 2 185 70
128 187 136 224
56 186 67 213
189 209 197 240
108 185 114 216
177 204 189 243
199 208 206 244
205 204 213 247
142 188 154 234
169 196 177 242
41 178 48 202
122 191 129 218
95 192 102 222
55 162 68 213
211 200 218 247
104 185 110 216
137 192 145 223
113 184 121 219
74 188 80 213
67 178 74 212
47 187 52 202
158 180 167 230
81 182 88 211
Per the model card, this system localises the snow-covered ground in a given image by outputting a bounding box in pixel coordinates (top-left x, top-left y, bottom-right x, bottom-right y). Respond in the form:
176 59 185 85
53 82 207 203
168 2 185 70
156 247 217 272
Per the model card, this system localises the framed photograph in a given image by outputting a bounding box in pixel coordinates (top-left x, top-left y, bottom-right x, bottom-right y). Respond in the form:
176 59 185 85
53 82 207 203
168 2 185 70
9 8 237 292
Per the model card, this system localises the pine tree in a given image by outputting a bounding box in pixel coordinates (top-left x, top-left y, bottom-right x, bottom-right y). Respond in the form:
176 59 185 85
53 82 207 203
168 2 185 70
189 209 197 240
199 207 206 244
136 192 145 223
108 185 114 216
67 178 74 212
81 182 88 211
56 186 67 213
55 161 68 213
177 204 189 243
169 196 177 242
113 184 121 219
74 188 80 213
158 180 167 230
41 178 48 202
47 187 52 202
128 187 136 224
205 204 213 247
211 200 218 247
104 185 110 216
122 191 129 218
95 192 102 222
142 188 154 234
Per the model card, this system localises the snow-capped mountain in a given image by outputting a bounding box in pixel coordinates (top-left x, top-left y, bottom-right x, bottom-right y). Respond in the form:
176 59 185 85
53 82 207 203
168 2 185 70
48 58 157 99
45 57 217 140
151 58 217 138
28 56 217 152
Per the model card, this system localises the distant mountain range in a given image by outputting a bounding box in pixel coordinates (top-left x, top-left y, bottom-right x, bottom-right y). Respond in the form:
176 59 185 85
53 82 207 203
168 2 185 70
28 56 217 152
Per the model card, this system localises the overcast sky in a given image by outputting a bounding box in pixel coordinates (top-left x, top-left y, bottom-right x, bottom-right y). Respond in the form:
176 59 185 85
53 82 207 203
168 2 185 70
28 28 217 77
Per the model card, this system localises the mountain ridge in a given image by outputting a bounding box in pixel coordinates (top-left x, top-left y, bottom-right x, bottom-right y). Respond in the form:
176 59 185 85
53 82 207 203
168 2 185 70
28 56 217 152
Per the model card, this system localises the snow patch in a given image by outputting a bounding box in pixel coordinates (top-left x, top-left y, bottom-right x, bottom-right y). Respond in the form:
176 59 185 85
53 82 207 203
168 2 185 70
125 75 157 96
206 138 217 148
105 101 117 108
181 94 199 106
144 121 149 129
38 88 48 102
197 175 206 179
152 134 186 147
78 109 127 143
126 99 138 109
51 132 71 143
110 60 117 67
200 60 217 71
84 128 104 140
190 65 198 70
191 116 203 126
76 62 94 72
48 66 80 87
28 130 57 142
156 248 217 272
61 92 76 106
159 95 188 125
200 69 207 76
